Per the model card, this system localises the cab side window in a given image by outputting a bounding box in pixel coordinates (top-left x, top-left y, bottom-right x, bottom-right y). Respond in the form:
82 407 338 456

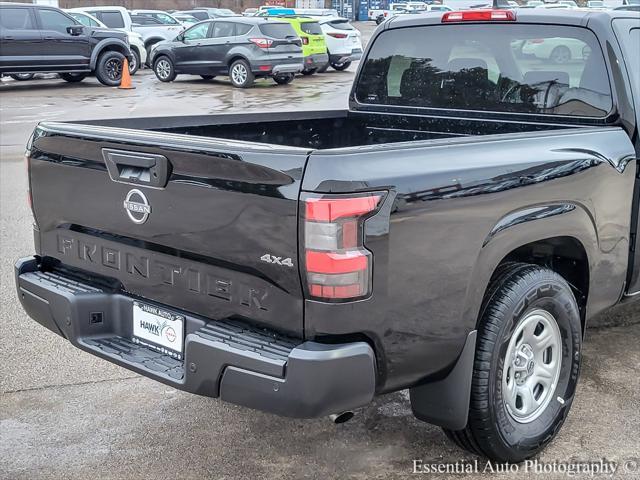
38 9 77 34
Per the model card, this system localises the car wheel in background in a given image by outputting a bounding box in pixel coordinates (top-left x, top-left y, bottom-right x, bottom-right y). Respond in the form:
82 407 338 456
317 62 329 73
153 56 177 82
59 73 88 83
10 73 35 81
229 59 254 88
95 51 124 86
200 75 215 80
129 49 141 75
301 68 317 76
443 263 582 462
331 61 352 71
550 46 571 64
273 73 294 85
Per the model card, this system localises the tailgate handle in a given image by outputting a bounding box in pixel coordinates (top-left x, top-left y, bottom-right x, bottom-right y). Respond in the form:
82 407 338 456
103 149 171 188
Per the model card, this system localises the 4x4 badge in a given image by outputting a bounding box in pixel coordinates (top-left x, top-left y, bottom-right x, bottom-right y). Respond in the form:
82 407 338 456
123 189 151 224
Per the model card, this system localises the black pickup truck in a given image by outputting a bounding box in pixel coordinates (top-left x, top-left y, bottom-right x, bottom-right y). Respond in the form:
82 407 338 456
15 9 640 462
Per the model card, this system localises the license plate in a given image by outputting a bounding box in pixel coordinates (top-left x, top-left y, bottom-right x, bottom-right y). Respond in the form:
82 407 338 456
132 301 184 359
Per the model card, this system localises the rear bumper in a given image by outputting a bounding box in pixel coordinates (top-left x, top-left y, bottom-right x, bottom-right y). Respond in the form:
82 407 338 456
15 257 376 418
303 53 329 70
249 57 304 75
329 49 362 65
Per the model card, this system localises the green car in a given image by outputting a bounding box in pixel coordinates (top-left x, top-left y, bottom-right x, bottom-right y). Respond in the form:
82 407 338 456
273 16 329 74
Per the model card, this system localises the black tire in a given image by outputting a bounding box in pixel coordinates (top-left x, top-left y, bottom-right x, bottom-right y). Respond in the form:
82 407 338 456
10 73 34 81
550 45 571 65
153 56 177 82
200 75 216 80
443 263 582 462
301 68 317 76
229 59 254 88
95 51 125 86
59 72 87 83
331 61 352 71
129 49 141 75
317 62 329 73
273 73 294 85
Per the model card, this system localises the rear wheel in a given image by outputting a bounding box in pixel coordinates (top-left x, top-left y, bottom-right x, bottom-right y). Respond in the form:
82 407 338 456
200 75 215 80
301 68 316 76
229 59 254 88
10 73 34 81
443 263 582 462
129 49 141 75
60 72 87 83
153 56 176 82
331 61 352 71
273 73 294 85
95 51 124 86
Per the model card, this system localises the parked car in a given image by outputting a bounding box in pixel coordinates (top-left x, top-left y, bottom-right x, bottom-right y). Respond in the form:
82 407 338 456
192 7 237 18
316 17 363 71
272 16 329 74
368 2 408 20
586 0 607 8
242 8 258 16
16 8 640 465
150 17 303 88
69 6 183 61
171 13 200 26
66 10 146 74
614 4 640 9
0 3 131 86
521 36 590 63
130 9 183 26
376 4 453 24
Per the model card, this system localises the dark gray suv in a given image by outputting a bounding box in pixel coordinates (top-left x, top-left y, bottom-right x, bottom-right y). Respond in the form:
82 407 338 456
150 17 304 88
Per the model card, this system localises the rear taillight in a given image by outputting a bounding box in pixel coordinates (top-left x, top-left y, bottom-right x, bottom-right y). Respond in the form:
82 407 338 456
249 38 273 48
530 38 545 44
442 9 516 22
303 193 383 301
327 32 348 39
301 36 309 45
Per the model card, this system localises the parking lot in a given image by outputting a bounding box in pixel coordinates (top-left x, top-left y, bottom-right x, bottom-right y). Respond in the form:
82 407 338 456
2 19 640 480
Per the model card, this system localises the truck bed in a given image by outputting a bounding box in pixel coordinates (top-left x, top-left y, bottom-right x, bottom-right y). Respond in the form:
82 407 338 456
83 110 571 150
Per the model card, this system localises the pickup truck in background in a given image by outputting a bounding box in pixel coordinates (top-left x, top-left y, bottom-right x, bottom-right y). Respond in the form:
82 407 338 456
16 10 640 462
68 6 184 61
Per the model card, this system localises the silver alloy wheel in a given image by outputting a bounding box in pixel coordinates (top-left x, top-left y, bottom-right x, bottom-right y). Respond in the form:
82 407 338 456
156 59 171 80
231 63 248 85
502 309 562 424
129 52 138 73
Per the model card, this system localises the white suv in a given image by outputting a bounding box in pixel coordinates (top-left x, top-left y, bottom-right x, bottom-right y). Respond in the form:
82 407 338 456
69 6 183 63
317 18 363 71
66 10 147 74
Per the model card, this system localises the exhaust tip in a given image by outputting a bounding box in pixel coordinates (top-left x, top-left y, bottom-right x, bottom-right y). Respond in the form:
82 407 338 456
329 411 354 424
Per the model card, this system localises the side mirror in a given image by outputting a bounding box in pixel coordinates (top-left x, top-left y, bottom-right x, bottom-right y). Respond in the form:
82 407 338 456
67 25 84 36
176 34 185 42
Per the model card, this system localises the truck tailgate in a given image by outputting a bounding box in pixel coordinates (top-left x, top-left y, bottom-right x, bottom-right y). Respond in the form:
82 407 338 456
28 122 309 336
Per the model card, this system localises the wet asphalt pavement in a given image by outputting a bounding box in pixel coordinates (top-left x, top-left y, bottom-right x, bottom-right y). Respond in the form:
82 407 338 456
1 22 639 480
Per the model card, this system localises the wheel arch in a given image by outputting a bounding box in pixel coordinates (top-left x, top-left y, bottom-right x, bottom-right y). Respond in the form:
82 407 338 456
89 39 130 70
144 37 165 49
462 203 596 337
226 53 251 69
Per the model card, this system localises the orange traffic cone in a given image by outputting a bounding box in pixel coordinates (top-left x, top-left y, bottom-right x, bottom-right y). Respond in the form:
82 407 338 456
119 57 135 89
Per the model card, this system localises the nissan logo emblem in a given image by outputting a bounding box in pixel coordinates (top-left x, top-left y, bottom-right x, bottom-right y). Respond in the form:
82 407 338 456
123 189 151 224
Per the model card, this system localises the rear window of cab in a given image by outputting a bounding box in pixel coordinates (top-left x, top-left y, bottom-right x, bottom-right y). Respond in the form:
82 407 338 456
355 24 613 118
259 22 297 38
